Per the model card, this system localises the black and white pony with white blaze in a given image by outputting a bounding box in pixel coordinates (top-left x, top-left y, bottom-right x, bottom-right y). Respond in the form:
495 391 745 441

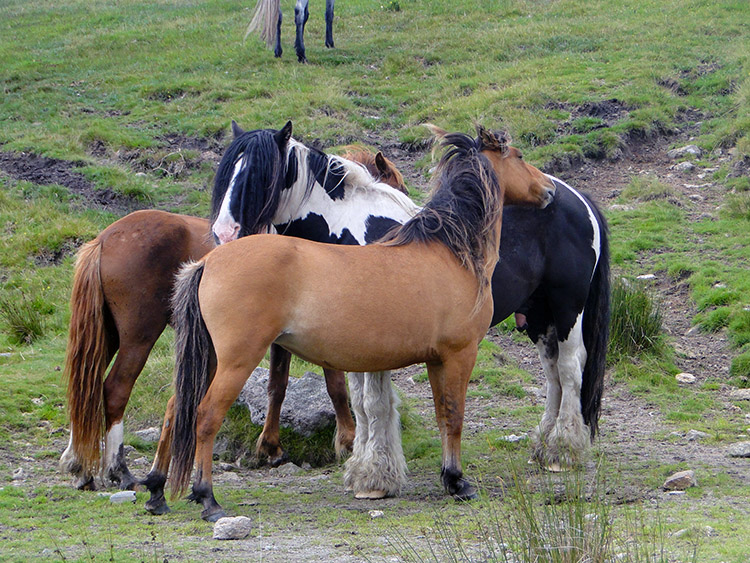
246 0 335 63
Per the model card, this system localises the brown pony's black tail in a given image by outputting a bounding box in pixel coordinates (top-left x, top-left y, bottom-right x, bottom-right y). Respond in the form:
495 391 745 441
63 239 112 476
580 198 610 440
170 260 213 498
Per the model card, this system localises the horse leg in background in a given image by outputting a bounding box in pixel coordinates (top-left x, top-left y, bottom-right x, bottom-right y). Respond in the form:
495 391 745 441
294 0 310 62
256 344 292 466
324 368 355 456
325 0 335 48
344 371 406 499
529 325 563 470
274 1 283 58
426 350 478 500
142 396 176 515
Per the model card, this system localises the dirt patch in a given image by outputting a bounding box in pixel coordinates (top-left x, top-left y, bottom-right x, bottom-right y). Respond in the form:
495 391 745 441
0 150 142 214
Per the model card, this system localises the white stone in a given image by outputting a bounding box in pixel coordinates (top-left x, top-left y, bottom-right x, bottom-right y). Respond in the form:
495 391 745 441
636 274 657 280
109 491 136 504
728 441 750 458
686 429 708 441
12 467 24 481
675 372 696 384
369 510 385 519
134 426 162 443
213 516 253 540
674 161 695 172
667 145 702 159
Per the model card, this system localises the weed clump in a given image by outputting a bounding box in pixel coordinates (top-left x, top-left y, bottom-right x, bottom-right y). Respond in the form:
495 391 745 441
609 278 665 361
0 293 46 345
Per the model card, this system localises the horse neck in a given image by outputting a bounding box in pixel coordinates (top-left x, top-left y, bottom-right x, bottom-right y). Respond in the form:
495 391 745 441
272 142 419 236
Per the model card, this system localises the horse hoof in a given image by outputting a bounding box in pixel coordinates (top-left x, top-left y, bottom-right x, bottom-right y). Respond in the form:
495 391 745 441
354 490 387 500
546 463 566 473
76 476 96 491
202 509 227 523
452 480 477 501
145 502 171 516
268 452 291 468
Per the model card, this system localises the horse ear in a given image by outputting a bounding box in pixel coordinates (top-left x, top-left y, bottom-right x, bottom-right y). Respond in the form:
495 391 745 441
424 123 448 141
231 120 245 138
476 124 508 155
375 152 388 174
276 121 293 148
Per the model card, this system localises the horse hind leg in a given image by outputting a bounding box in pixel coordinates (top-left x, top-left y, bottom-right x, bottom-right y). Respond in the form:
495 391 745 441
325 0 335 48
294 0 310 62
344 371 406 499
60 433 97 490
546 314 590 468
529 325 563 469
101 341 157 490
343 372 368 491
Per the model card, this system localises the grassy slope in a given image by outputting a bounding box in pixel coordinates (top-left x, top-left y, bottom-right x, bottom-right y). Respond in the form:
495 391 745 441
1 0 749 560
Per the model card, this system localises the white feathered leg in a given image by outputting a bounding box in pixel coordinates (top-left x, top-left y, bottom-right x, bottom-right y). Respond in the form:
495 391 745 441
344 371 407 498
343 372 368 491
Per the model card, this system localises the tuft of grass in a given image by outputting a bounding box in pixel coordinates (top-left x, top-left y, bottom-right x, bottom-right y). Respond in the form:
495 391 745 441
620 174 679 203
729 349 750 388
724 192 750 220
609 277 665 361
0 292 46 345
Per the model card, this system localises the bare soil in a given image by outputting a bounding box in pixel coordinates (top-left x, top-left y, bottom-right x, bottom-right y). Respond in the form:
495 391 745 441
2 124 748 561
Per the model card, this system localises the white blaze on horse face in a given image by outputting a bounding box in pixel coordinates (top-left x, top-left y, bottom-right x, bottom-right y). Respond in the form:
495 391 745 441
212 157 245 244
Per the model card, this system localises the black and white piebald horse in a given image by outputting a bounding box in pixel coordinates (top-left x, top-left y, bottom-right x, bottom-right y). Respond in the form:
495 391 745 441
245 0 335 63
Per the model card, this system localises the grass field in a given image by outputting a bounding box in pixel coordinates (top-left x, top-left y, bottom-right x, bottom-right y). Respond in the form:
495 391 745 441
1 0 749 560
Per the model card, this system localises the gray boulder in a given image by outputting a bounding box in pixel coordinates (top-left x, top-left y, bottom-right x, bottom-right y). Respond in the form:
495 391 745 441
236 368 335 436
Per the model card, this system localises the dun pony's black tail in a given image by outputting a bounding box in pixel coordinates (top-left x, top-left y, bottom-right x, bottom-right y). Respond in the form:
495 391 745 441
580 197 610 440
170 261 213 498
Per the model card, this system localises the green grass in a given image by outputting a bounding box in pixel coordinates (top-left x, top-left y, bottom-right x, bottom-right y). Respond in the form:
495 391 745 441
1 0 750 560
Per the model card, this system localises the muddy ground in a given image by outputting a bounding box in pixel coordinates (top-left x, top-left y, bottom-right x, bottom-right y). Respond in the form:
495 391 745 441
1 122 748 561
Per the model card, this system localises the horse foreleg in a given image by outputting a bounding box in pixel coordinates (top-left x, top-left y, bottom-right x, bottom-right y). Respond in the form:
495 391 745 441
101 342 155 490
344 371 406 499
324 368 355 457
256 344 292 466
325 0 335 48
547 315 589 468
294 0 310 63
142 395 176 515
427 351 477 500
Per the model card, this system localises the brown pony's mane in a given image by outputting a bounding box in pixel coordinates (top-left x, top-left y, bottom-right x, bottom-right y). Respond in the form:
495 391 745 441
381 132 502 305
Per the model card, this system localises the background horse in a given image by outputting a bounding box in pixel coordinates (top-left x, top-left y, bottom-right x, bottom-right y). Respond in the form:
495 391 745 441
168 129 551 521
246 0 334 63
60 123 406 491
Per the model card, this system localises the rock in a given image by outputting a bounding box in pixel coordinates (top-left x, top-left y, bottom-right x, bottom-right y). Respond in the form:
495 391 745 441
236 368 335 436
12 467 24 481
673 161 696 172
636 274 656 280
213 516 253 540
675 372 696 384
663 470 697 491
728 442 750 458
500 434 525 443
110 491 136 504
730 389 750 401
369 510 385 519
271 463 302 476
134 426 162 443
686 430 708 441
131 456 149 466
667 145 702 159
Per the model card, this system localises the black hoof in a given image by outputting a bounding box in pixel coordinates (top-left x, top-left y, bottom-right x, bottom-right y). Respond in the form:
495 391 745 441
453 479 478 501
268 451 291 468
145 501 171 516
76 476 96 491
326 40 335 48
202 508 227 523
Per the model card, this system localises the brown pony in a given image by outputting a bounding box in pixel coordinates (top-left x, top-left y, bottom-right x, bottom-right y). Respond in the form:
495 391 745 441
167 128 555 521
59 139 406 491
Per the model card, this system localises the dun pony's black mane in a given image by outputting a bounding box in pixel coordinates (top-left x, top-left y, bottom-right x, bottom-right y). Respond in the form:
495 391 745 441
382 132 502 290
210 129 295 237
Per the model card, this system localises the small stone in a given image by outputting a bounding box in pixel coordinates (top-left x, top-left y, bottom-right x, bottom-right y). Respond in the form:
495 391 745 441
663 470 697 491
686 430 708 441
218 462 238 472
213 516 253 540
673 161 695 172
134 426 162 443
369 510 385 519
636 274 657 280
675 373 696 384
667 145 702 159
273 463 302 476
109 491 136 504
12 467 24 481
31 397 44 406
501 434 524 443
131 456 149 466
730 389 750 401
728 442 750 458
671 528 689 538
